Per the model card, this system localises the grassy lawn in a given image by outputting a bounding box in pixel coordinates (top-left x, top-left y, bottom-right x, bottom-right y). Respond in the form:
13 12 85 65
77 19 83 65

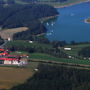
30 53 90 65
0 62 39 89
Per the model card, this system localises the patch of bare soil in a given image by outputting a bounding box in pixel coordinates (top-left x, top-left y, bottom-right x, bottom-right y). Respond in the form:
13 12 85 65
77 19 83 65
0 27 28 40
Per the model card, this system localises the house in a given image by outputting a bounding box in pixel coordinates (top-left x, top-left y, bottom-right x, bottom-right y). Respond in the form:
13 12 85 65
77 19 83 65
29 41 33 43
0 55 28 65
64 48 71 51
0 55 20 65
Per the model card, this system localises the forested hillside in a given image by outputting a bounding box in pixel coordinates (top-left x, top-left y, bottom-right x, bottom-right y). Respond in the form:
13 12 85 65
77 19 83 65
0 4 58 40
0 4 58 28
12 63 90 90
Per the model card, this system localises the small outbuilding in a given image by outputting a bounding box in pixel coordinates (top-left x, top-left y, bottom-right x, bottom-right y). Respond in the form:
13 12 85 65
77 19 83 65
64 48 71 51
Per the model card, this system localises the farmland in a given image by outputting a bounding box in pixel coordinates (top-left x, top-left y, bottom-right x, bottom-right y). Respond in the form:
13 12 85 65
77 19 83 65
5 41 90 66
0 62 39 89
10 51 90 66
1 51 90 89
30 53 90 66
1 42 90 89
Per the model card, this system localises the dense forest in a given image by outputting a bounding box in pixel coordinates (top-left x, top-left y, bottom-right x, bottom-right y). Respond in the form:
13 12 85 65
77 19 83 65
12 63 90 90
0 4 58 28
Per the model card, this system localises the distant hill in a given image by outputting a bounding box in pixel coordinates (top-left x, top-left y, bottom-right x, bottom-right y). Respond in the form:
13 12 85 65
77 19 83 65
0 0 15 4
20 0 67 3
0 4 58 29
0 0 88 6
0 0 67 5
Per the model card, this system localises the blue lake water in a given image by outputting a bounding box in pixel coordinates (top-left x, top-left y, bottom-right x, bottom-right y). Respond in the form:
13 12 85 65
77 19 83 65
45 2 90 42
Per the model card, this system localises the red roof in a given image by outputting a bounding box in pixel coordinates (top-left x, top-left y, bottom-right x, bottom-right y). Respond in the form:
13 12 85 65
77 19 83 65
0 57 19 61
0 49 5 51
0 55 20 61
0 51 8 56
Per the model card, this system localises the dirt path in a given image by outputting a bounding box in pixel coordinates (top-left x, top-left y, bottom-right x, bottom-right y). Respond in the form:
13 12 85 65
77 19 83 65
0 27 28 40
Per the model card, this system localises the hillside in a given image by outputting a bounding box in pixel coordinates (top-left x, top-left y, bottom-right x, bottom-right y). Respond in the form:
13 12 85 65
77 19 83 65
11 63 90 90
1 0 90 6
0 4 58 28
0 0 68 4
0 4 58 40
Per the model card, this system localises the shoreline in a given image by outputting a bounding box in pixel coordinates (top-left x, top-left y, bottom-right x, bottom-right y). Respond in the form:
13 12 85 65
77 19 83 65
39 14 59 23
54 0 90 8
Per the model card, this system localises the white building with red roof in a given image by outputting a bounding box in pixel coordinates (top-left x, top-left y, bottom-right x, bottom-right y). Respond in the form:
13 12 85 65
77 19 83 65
0 55 28 65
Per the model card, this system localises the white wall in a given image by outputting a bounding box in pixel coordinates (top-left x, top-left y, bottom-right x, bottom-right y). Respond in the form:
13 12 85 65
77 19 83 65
64 48 71 50
4 60 12 64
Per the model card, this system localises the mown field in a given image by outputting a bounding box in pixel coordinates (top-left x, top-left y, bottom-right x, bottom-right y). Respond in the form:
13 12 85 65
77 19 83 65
30 53 90 66
0 62 39 89
10 50 90 66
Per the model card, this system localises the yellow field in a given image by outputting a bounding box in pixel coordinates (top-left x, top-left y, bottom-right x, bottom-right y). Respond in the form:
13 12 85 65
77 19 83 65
0 62 38 89
0 27 28 40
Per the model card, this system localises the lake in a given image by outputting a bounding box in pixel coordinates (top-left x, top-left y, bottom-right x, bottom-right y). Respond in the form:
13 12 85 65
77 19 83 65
45 2 90 42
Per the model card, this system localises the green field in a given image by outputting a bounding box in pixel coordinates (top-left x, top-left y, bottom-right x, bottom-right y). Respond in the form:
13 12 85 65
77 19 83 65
7 41 90 66
30 53 90 65
9 49 90 66
1 43 90 89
